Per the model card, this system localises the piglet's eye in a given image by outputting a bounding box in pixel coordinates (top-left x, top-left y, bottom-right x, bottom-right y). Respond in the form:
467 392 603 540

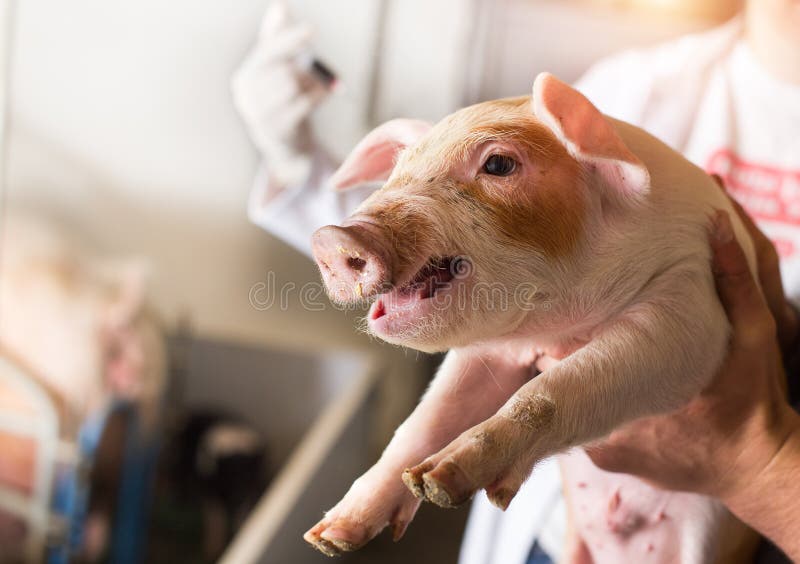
482 154 517 176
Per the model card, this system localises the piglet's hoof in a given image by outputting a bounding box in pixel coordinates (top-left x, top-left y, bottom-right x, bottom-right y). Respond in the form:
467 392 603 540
303 466 422 556
403 460 475 508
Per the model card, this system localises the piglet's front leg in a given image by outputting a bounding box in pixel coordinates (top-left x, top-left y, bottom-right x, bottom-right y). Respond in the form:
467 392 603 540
304 348 533 556
404 292 729 511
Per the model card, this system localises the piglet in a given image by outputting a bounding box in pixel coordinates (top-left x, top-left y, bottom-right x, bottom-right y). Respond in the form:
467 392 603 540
0 214 166 431
305 73 759 562
0 214 166 558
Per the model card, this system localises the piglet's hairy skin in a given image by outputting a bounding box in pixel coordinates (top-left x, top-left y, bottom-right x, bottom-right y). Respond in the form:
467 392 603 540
305 73 758 562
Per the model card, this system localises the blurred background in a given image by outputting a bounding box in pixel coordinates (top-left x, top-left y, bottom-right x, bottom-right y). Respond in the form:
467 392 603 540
0 0 739 562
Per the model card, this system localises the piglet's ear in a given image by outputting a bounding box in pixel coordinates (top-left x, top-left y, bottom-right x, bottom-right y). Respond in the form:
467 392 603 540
532 72 649 196
329 119 432 191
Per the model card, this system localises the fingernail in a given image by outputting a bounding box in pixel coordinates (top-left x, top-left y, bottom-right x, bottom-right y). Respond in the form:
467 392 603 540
711 210 733 243
402 468 426 499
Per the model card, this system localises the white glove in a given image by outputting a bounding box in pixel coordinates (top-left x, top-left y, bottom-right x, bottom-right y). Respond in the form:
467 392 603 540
231 1 331 187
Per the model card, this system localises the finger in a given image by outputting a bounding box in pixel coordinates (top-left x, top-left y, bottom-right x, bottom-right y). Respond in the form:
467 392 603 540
584 442 631 474
723 198 796 347
726 195 761 243
709 210 774 342
725 195 782 278
584 427 653 476
726 196 779 279
256 24 313 64
259 1 291 38
710 174 760 246
712 169 800 349
232 40 302 96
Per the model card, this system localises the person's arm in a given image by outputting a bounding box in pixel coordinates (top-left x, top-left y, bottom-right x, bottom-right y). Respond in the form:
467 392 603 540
723 424 800 560
232 2 384 256
246 151 382 255
706 209 800 560
231 1 326 188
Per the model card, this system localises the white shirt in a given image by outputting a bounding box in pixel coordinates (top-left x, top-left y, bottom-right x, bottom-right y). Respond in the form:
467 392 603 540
247 152 376 256
577 19 800 297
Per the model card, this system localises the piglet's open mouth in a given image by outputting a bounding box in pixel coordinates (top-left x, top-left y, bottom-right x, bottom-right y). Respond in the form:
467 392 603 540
369 256 469 323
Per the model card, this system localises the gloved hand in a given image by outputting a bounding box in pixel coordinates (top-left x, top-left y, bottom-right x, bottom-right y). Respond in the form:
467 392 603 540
232 1 332 187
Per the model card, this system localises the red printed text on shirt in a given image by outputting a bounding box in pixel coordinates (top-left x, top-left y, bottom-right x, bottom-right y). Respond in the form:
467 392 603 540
707 148 800 257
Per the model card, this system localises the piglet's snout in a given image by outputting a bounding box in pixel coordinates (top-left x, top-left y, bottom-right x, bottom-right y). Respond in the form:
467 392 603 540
311 224 392 303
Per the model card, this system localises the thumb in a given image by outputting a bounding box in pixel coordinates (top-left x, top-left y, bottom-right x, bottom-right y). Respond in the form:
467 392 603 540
259 1 292 39
257 24 313 63
709 210 772 341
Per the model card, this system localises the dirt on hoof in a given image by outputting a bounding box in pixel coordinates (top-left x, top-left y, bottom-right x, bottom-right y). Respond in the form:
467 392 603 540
402 469 425 499
422 475 458 508
309 538 342 557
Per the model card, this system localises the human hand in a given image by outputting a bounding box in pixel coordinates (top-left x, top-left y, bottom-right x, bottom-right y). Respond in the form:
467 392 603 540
231 1 331 186
584 209 798 502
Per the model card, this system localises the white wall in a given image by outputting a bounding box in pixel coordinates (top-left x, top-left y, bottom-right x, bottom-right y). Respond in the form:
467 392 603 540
0 0 13 213
373 0 475 123
3 0 721 347
5 0 382 349
463 0 710 102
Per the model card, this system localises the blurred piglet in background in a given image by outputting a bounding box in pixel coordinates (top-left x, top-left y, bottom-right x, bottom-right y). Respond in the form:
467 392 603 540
0 213 166 561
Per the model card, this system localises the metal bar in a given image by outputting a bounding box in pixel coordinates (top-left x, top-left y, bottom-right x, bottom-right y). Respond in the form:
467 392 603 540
0 355 59 563
0 485 68 541
0 412 47 436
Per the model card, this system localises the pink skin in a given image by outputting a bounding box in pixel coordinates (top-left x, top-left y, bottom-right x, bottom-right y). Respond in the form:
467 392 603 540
312 112 586 353
302 349 535 555
560 450 686 563
307 86 589 553
307 74 753 561
307 83 583 548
